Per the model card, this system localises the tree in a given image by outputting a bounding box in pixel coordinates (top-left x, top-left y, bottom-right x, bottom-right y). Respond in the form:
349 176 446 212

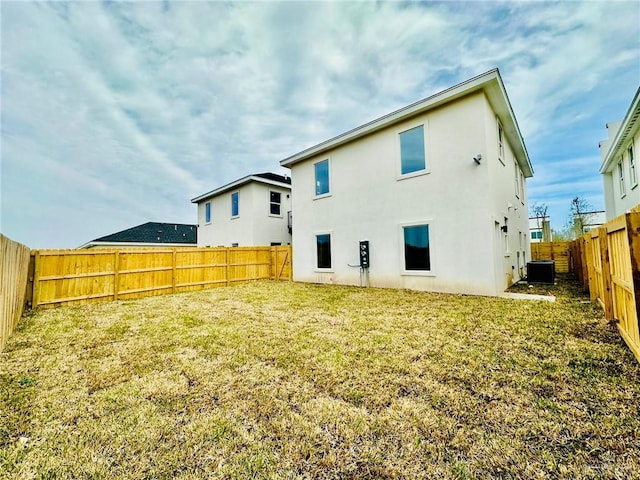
568 196 594 239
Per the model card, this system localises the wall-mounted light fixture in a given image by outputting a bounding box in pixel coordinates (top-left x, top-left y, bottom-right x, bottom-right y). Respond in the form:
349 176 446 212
473 154 482 165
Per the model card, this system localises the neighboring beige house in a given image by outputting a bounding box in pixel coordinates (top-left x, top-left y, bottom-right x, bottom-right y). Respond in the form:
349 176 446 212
600 86 640 221
529 216 551 243
280 69 533 296
191 172 292 247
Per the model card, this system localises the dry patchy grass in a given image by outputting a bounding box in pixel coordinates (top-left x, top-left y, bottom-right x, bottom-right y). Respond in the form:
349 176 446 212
1 277 639 479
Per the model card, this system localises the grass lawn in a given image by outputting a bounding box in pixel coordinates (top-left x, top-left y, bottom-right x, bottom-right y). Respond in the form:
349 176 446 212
1 277 639 479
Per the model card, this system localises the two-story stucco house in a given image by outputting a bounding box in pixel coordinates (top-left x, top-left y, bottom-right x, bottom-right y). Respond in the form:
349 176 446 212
280 69 533 296
191 172 292 247
600 87 640 221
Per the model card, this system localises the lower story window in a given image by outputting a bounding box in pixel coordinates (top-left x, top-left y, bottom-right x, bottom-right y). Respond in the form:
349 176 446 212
316 234 332 269
403 224 430 271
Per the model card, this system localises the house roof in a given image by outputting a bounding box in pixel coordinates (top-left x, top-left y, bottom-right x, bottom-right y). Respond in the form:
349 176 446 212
80 222 197 248
279 68 533 177
191 172 291 204
600 86 640 174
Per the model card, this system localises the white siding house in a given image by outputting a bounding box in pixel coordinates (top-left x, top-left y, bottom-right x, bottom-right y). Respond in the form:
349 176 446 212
529 216 551 243
280 69 533 296
600 87 640 221
191 173 292 247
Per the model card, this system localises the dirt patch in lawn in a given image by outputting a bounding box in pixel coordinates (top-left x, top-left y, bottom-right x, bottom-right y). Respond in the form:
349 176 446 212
2 279 639 479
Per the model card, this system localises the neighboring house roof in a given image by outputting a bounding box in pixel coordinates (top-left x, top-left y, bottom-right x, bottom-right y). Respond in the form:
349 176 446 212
600 86 640 173
279 68 533 177
191 172 291 204
573 210 607 227
79 222 197 248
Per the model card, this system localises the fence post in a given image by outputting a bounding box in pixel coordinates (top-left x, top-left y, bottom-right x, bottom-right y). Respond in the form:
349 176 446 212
598 226 614 320
580 237 589 289
225 248 230 286
172 249 177 294
113 251 120 301
32 250 40 309
626 212 640 331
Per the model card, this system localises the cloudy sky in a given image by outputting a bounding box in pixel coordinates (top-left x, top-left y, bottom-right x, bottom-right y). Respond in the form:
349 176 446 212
1 1 639 248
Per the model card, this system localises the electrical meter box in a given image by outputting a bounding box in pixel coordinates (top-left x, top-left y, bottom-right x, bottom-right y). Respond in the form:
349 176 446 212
359 241 370 268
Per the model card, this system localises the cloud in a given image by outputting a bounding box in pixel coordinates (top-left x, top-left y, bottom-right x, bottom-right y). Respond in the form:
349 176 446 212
1 1 638 246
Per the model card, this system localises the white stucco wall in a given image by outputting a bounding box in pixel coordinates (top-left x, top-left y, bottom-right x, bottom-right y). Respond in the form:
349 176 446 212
603 129 640 220
250 183 292 246
290 91 530 296
484 97 530 291
196 182 291 247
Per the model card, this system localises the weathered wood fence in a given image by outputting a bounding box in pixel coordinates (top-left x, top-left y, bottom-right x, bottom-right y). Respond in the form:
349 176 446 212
570 207 640 362
530 241 571 272
1 235 31 352
28 246 292 309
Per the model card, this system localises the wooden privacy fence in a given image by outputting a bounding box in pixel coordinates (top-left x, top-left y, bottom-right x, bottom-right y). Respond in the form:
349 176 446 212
1 234 31 352
530 241 571 273
571 207 640 362
29 246 291 309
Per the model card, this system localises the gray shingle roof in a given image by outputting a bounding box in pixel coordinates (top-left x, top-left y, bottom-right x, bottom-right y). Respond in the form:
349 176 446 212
93 222 197 244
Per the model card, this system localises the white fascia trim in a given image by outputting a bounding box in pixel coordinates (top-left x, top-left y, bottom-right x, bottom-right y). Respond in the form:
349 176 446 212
191 176 291 204
600 86 640 174
280 68 532 178
78 241 197 249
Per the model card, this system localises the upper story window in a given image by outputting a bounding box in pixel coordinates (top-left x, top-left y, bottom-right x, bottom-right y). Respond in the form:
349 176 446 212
205 202 211 224
399 125 426 175
403 224 431 272
514 162 520 198
629 144 637 188
497 120 505 165
270 191 282 215
231 191 239 217
619 159 626 197
314 159 330 196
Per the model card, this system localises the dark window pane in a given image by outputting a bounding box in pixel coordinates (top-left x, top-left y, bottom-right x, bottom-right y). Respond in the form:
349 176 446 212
404 225 430 270
270 191 281 215
315 160 330 195
231 192 239 216
205 202 211 223
316 234 331 269
400 126 426 175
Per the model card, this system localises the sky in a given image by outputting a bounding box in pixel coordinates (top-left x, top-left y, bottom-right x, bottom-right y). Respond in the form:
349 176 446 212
1 1 639 249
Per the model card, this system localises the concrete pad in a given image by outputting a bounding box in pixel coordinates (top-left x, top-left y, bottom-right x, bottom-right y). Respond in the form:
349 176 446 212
500 292 556 302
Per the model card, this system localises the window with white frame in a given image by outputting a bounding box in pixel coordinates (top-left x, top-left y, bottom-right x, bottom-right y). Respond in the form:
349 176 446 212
629 144 637 188
314 159 330 196
231 192 239 217
205 202 211 224
315 233 332 269
514 162 520 198
619 159 626 197
270 191 281 215
519 169 525 202
402 224 431 272
497 120 505 165
399 125 426 176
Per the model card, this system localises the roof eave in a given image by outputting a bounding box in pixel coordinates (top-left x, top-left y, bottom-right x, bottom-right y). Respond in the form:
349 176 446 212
191 176 291 204
599 86 640 174
79 241 196 249
280 69 532 178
